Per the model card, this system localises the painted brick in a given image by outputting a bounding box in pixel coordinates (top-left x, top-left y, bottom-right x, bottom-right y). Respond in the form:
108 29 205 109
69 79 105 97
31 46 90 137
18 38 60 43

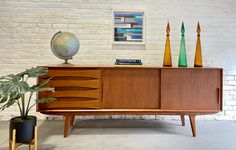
224 76 235 81
223 106 233 110
228 81 236 86
0 0 236 121
225 110 236 116
225 101 236 106
52 24 68 29
223 86 234 91
229 91 236 96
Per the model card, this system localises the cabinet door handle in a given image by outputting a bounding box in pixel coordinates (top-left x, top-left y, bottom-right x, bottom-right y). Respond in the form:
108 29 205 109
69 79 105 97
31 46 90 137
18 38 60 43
217 88 220 104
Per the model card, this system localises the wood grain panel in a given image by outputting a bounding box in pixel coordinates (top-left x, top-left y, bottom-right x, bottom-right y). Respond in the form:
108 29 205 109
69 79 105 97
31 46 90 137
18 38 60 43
39 109 220 115
102 68 160 109
41 89 100 99
38 67 102 110
43 68 101 78
44 79 100 88
161 68 222 110
39 100 100 109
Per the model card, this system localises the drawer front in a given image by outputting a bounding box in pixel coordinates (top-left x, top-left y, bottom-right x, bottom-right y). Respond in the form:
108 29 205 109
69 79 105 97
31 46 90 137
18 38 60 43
42 68 101 78
39 99 100 109
40 89 100 99
43 79 100 88
38 67 101 110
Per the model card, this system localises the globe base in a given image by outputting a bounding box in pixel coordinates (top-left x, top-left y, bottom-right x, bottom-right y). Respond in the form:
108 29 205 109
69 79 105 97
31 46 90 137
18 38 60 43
64 59 69 64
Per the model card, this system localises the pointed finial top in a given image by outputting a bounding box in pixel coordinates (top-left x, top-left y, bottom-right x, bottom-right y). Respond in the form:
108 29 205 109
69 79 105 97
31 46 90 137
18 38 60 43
197 21 201 34
166 22 170 34
181 22 185 34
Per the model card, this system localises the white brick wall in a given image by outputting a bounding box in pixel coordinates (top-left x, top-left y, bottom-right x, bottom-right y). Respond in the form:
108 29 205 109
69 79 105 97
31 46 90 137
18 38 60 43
0 0 236 120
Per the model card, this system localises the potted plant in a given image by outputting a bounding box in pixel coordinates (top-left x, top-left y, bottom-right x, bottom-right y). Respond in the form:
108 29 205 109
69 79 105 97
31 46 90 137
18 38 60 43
0 67 56 142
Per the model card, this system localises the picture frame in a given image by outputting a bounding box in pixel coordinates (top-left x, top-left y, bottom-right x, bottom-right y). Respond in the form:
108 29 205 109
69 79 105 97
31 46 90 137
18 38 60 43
112 11 145 45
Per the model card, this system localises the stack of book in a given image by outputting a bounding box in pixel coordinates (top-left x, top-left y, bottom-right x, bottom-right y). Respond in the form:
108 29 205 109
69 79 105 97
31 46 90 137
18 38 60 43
115 59 143 65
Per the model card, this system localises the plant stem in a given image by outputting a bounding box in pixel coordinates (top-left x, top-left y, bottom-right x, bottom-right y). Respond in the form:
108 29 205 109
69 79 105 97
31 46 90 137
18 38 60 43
21 74 26 117
25 76 29 82
16 100 23 117
26 103 36 114
21 95 25 117
25 92 33 116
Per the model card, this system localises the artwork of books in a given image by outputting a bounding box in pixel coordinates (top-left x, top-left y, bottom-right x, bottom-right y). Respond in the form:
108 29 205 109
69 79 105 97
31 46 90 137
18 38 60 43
113 12 144 44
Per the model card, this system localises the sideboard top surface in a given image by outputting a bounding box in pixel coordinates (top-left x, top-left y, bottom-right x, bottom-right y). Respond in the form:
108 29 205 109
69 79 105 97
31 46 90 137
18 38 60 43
41 64 223 70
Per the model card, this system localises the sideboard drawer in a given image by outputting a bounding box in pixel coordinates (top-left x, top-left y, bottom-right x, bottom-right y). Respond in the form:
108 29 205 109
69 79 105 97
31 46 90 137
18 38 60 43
45 79 100 88
42 68 101 78
39 99 100 109
38 67 102 110
41 89 100 99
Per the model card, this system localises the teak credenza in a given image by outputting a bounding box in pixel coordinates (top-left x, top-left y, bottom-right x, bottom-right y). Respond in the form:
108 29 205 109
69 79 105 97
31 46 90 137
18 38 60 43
37 66 223 137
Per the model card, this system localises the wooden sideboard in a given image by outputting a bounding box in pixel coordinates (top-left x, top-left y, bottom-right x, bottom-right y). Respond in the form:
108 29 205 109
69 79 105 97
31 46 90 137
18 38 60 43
37 65 223 137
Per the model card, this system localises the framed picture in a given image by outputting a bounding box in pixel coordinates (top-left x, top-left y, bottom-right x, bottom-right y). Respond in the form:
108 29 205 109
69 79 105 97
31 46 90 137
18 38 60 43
113 11 145 45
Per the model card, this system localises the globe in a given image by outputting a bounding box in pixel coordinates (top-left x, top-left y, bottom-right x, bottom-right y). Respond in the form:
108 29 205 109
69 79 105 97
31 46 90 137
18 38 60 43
51 31 80 64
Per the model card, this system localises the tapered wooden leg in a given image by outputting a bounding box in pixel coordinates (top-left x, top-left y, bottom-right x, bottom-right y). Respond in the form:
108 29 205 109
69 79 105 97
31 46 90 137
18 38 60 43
29 144 31 150
64 115 73 138
70 115 75 126
180 115 185 126
189 115 196 137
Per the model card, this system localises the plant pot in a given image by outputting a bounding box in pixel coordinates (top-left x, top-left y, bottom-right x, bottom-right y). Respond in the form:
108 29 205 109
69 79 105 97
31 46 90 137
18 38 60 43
10 116 37 142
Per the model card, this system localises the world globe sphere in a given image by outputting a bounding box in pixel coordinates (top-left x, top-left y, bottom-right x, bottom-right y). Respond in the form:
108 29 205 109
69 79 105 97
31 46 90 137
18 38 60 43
51 31 80 64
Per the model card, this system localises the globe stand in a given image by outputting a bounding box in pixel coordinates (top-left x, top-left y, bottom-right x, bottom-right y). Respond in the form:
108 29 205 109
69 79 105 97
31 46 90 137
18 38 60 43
61 59 74 66
64 59 69 64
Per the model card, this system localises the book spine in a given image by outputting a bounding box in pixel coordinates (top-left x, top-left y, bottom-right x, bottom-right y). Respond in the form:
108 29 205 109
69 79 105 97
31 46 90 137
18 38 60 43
116 59 141 63
115 59 142 65
115 62 143 65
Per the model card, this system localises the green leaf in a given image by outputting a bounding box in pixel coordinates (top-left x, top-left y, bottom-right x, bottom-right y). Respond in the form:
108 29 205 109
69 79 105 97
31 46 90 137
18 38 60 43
17 67 48 78
37 87 55 92
35 98 56 104
30 77 53 91
0 104 7 111
0 66 56 118
0 74 30 106
0 98 17 111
